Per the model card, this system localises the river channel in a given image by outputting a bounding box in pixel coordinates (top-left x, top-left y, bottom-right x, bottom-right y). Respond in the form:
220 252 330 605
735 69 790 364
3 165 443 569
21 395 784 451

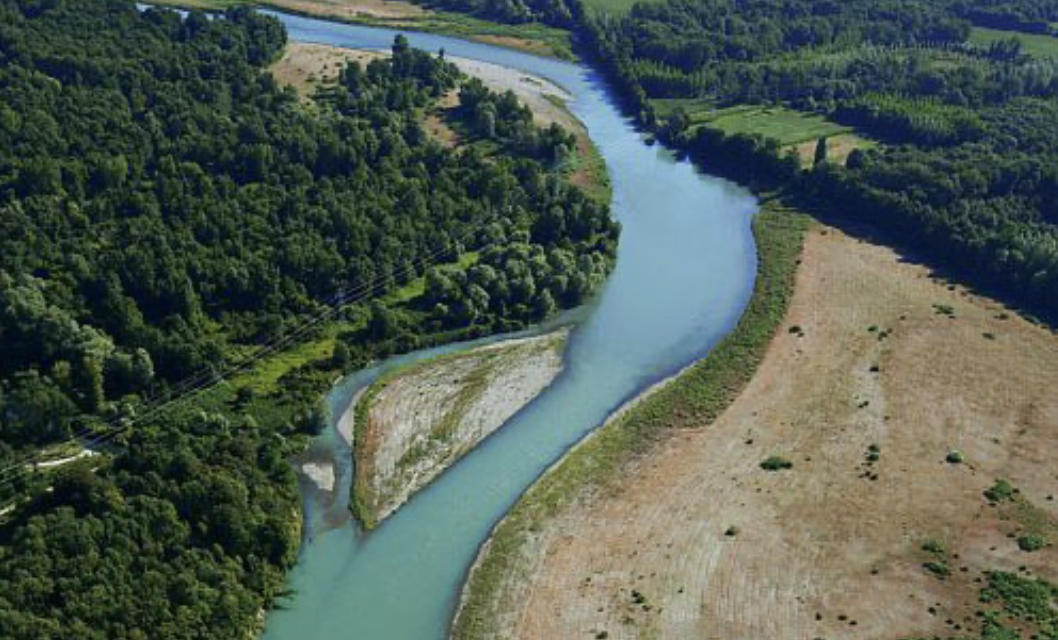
259 12 759 639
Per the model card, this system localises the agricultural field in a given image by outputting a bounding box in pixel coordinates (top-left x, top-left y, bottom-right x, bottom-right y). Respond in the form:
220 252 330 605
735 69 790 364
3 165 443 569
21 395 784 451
690 105 853 145
969 27 1058 58
655 101 874 166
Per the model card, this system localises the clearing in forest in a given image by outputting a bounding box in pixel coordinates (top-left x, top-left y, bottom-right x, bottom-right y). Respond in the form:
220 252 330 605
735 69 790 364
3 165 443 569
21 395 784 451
969 27 1058 58
655 101 874 166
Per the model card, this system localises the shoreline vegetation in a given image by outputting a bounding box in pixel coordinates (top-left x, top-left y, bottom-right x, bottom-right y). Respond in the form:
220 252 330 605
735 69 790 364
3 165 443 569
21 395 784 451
149 0 576 59
268 41 611 203
450 201 810 639
350 328 569 528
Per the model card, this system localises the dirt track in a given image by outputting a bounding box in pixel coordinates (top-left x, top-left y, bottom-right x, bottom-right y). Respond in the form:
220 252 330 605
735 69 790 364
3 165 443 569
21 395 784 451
484 225 1057 640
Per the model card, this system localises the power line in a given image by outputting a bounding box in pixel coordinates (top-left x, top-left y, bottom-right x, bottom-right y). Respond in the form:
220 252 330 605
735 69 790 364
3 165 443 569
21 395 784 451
0 210 506 499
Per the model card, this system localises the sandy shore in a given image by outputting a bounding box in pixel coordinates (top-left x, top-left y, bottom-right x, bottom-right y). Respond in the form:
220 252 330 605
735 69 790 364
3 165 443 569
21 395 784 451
456 224 1057 640
270 41 603 195
446 57 576 130
353 328 569 527
299 460 336 492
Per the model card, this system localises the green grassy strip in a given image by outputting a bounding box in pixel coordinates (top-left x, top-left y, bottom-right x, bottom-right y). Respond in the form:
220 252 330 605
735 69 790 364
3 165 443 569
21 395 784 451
451 202 811 640
969 27 1058 59
579 0 665 17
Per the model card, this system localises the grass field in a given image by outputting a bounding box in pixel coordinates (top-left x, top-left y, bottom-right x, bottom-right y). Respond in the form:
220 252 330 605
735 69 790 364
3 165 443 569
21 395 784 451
969 27 1058 58
579 0 663 16
654 100 873 166
698 105 853 146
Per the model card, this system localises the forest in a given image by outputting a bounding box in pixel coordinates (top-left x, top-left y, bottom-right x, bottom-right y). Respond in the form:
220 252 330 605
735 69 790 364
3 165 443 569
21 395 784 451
0 0 617 637
567 0 1058 321
412 0 1057 319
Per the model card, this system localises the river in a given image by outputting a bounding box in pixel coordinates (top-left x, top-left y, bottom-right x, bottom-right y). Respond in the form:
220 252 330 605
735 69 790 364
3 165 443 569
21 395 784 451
259 11 759 640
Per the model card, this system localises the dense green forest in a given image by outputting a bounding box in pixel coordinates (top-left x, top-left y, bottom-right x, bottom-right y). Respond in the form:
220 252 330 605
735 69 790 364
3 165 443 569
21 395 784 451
0 0 617 636
406 0 1058 320
557 0 1057 321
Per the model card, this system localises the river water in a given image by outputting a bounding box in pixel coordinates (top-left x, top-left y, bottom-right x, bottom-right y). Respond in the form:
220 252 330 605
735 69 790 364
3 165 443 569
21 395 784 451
260 12 759 640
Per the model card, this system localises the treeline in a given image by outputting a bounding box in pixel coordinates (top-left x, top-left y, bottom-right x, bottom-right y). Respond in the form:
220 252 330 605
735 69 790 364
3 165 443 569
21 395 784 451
834 93 986 146
457 77 578 161
569 0 1058 321
952 0 1058 34
0 0 617 636
417 0 582 27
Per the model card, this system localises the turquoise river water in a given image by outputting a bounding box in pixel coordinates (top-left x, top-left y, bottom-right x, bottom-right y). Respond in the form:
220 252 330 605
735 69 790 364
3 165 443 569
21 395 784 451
259 12 759 640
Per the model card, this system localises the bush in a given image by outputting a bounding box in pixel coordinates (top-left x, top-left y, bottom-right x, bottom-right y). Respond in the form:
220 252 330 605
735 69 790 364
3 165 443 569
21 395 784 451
1016 534 1045 552
984 479 1016 503
760 455 793 471
946 450 965 464
922 538 946 554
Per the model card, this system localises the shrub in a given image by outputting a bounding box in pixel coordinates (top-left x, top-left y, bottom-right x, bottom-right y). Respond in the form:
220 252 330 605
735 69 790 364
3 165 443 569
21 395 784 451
946 450 965 464
984 479 1016 503
922 538 946 554
760 455 793 471
1016 534 1045 552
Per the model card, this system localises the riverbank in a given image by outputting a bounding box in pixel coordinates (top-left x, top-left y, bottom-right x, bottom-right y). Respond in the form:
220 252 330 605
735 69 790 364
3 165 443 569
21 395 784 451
269 41 609 201
152 0 573 59
454 216 1058 640
351 328 569 528
451 201 810 639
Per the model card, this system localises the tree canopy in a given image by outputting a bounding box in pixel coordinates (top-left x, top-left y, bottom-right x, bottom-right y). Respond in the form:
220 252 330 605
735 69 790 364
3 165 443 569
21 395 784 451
0 1 618 637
